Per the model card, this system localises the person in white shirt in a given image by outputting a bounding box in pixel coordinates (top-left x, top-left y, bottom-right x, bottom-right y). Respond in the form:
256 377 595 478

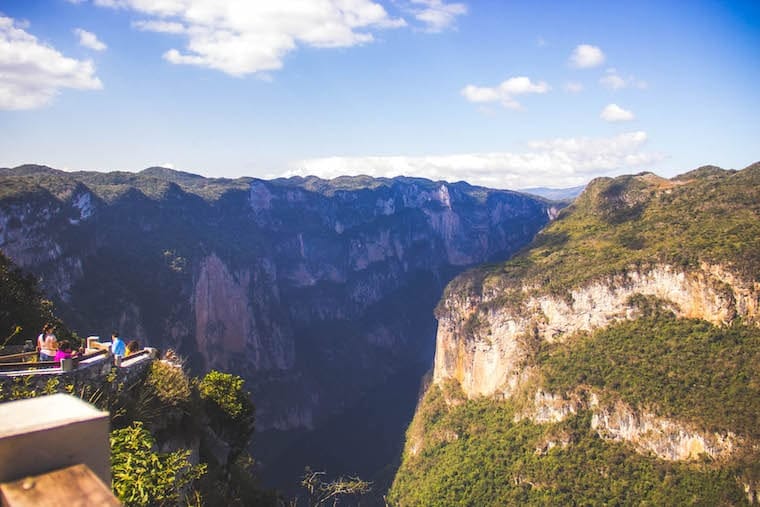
37 323 58 361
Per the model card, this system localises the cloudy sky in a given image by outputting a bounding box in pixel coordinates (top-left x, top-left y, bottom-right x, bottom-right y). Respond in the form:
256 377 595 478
0 1 757 189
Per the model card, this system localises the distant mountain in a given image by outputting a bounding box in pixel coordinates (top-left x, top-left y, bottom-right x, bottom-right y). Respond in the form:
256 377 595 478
390 162 760 505
0 165 557 496
521 184 585 201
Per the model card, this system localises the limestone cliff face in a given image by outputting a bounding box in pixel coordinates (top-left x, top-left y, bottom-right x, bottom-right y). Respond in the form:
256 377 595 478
434 263 759 398
523 390 741 461
432 261 758 462
0 185 95 302
193 253 294 374
0 167 552 439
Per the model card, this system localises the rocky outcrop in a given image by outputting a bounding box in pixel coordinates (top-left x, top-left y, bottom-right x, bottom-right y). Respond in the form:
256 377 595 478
523 389 740 461
432 261 758 467
434 264 758 398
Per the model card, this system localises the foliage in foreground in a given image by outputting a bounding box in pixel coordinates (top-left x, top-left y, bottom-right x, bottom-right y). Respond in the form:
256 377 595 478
110 422 207 507
388 384 749 506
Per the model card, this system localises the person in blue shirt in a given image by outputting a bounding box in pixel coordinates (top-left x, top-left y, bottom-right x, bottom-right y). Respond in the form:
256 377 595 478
111 331 126 357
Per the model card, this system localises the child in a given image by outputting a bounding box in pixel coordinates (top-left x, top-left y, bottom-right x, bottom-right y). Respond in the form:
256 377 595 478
54 340 74 363
125 340 140 356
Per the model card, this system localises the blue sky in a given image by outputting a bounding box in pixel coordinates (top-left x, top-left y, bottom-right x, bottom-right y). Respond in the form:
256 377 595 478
0 0 757 188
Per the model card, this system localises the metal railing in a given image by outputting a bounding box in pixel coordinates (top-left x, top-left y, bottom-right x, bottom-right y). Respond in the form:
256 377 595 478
0 349 109 373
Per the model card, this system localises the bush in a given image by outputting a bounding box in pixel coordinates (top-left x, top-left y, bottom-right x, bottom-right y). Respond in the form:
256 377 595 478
130 360 192 432
197 371 255 457
110 422 206 506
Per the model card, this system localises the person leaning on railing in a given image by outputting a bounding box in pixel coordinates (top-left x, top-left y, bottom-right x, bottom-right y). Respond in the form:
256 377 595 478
54 340 76 363
125 340 140 357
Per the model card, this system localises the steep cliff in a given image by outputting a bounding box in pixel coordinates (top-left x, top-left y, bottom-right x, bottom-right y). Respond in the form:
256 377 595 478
0 164 553 489
391 163 760 505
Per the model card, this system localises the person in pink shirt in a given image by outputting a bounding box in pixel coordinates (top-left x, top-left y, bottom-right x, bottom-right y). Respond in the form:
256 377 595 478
54 340 74 363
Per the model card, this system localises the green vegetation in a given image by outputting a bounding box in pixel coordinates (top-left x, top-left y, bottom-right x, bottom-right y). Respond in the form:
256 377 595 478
540 312 760 439
0 251 62 346
389 384 748 506
398 164 760 505
110 422 207 507
127 360 193 432
197 370 255 460
198 370 252 421
448 164 760 302
0 348 267 505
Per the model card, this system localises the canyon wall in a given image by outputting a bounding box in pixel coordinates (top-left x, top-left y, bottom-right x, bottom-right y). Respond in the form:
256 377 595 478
0 166 554 486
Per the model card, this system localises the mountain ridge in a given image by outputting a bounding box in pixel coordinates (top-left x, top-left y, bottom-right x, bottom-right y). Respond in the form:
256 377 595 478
390 161 760 505
0 164 556 495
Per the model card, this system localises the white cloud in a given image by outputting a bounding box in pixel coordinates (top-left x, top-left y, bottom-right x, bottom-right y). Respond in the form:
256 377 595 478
132 20 186 34
285 131 662 189
92 0 408 76
0 16 102 110
461 76 550 110
569 44 605 68
601 103 635 122
74 28 107 51
410 0 468 32
564 81 583 93
600 68 647 90
600 69 625 90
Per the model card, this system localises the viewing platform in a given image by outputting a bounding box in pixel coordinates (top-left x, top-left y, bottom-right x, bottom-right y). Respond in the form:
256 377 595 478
0 337 157 378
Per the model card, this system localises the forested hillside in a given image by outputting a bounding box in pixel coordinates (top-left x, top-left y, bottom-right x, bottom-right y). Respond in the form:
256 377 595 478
390 163 760 505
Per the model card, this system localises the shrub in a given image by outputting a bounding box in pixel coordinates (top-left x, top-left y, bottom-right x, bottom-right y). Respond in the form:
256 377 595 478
197 371 255 461
110 422 206 506
131 360 192 432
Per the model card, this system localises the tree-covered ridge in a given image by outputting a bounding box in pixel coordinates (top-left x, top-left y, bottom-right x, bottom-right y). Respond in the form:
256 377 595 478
446 161 760 300
540 310 760 441
388 383 749 506
392 163 760 505
0 164 551 205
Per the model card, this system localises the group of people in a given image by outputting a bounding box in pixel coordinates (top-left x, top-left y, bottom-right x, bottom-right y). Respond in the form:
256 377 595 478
37 324 82 363
110 332 140 358
36 325 140 364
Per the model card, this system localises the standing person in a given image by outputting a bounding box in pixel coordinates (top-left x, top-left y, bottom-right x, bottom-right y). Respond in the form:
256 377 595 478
37 324 58 361
111 331 126 358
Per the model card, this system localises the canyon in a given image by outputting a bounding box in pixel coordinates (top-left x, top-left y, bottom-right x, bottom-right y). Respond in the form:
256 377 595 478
0 164 555 490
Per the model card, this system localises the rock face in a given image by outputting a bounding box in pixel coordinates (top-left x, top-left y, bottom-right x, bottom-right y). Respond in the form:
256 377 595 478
434 263 759 398
523 389 741 461
0 165 553 484
428 164 760 473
